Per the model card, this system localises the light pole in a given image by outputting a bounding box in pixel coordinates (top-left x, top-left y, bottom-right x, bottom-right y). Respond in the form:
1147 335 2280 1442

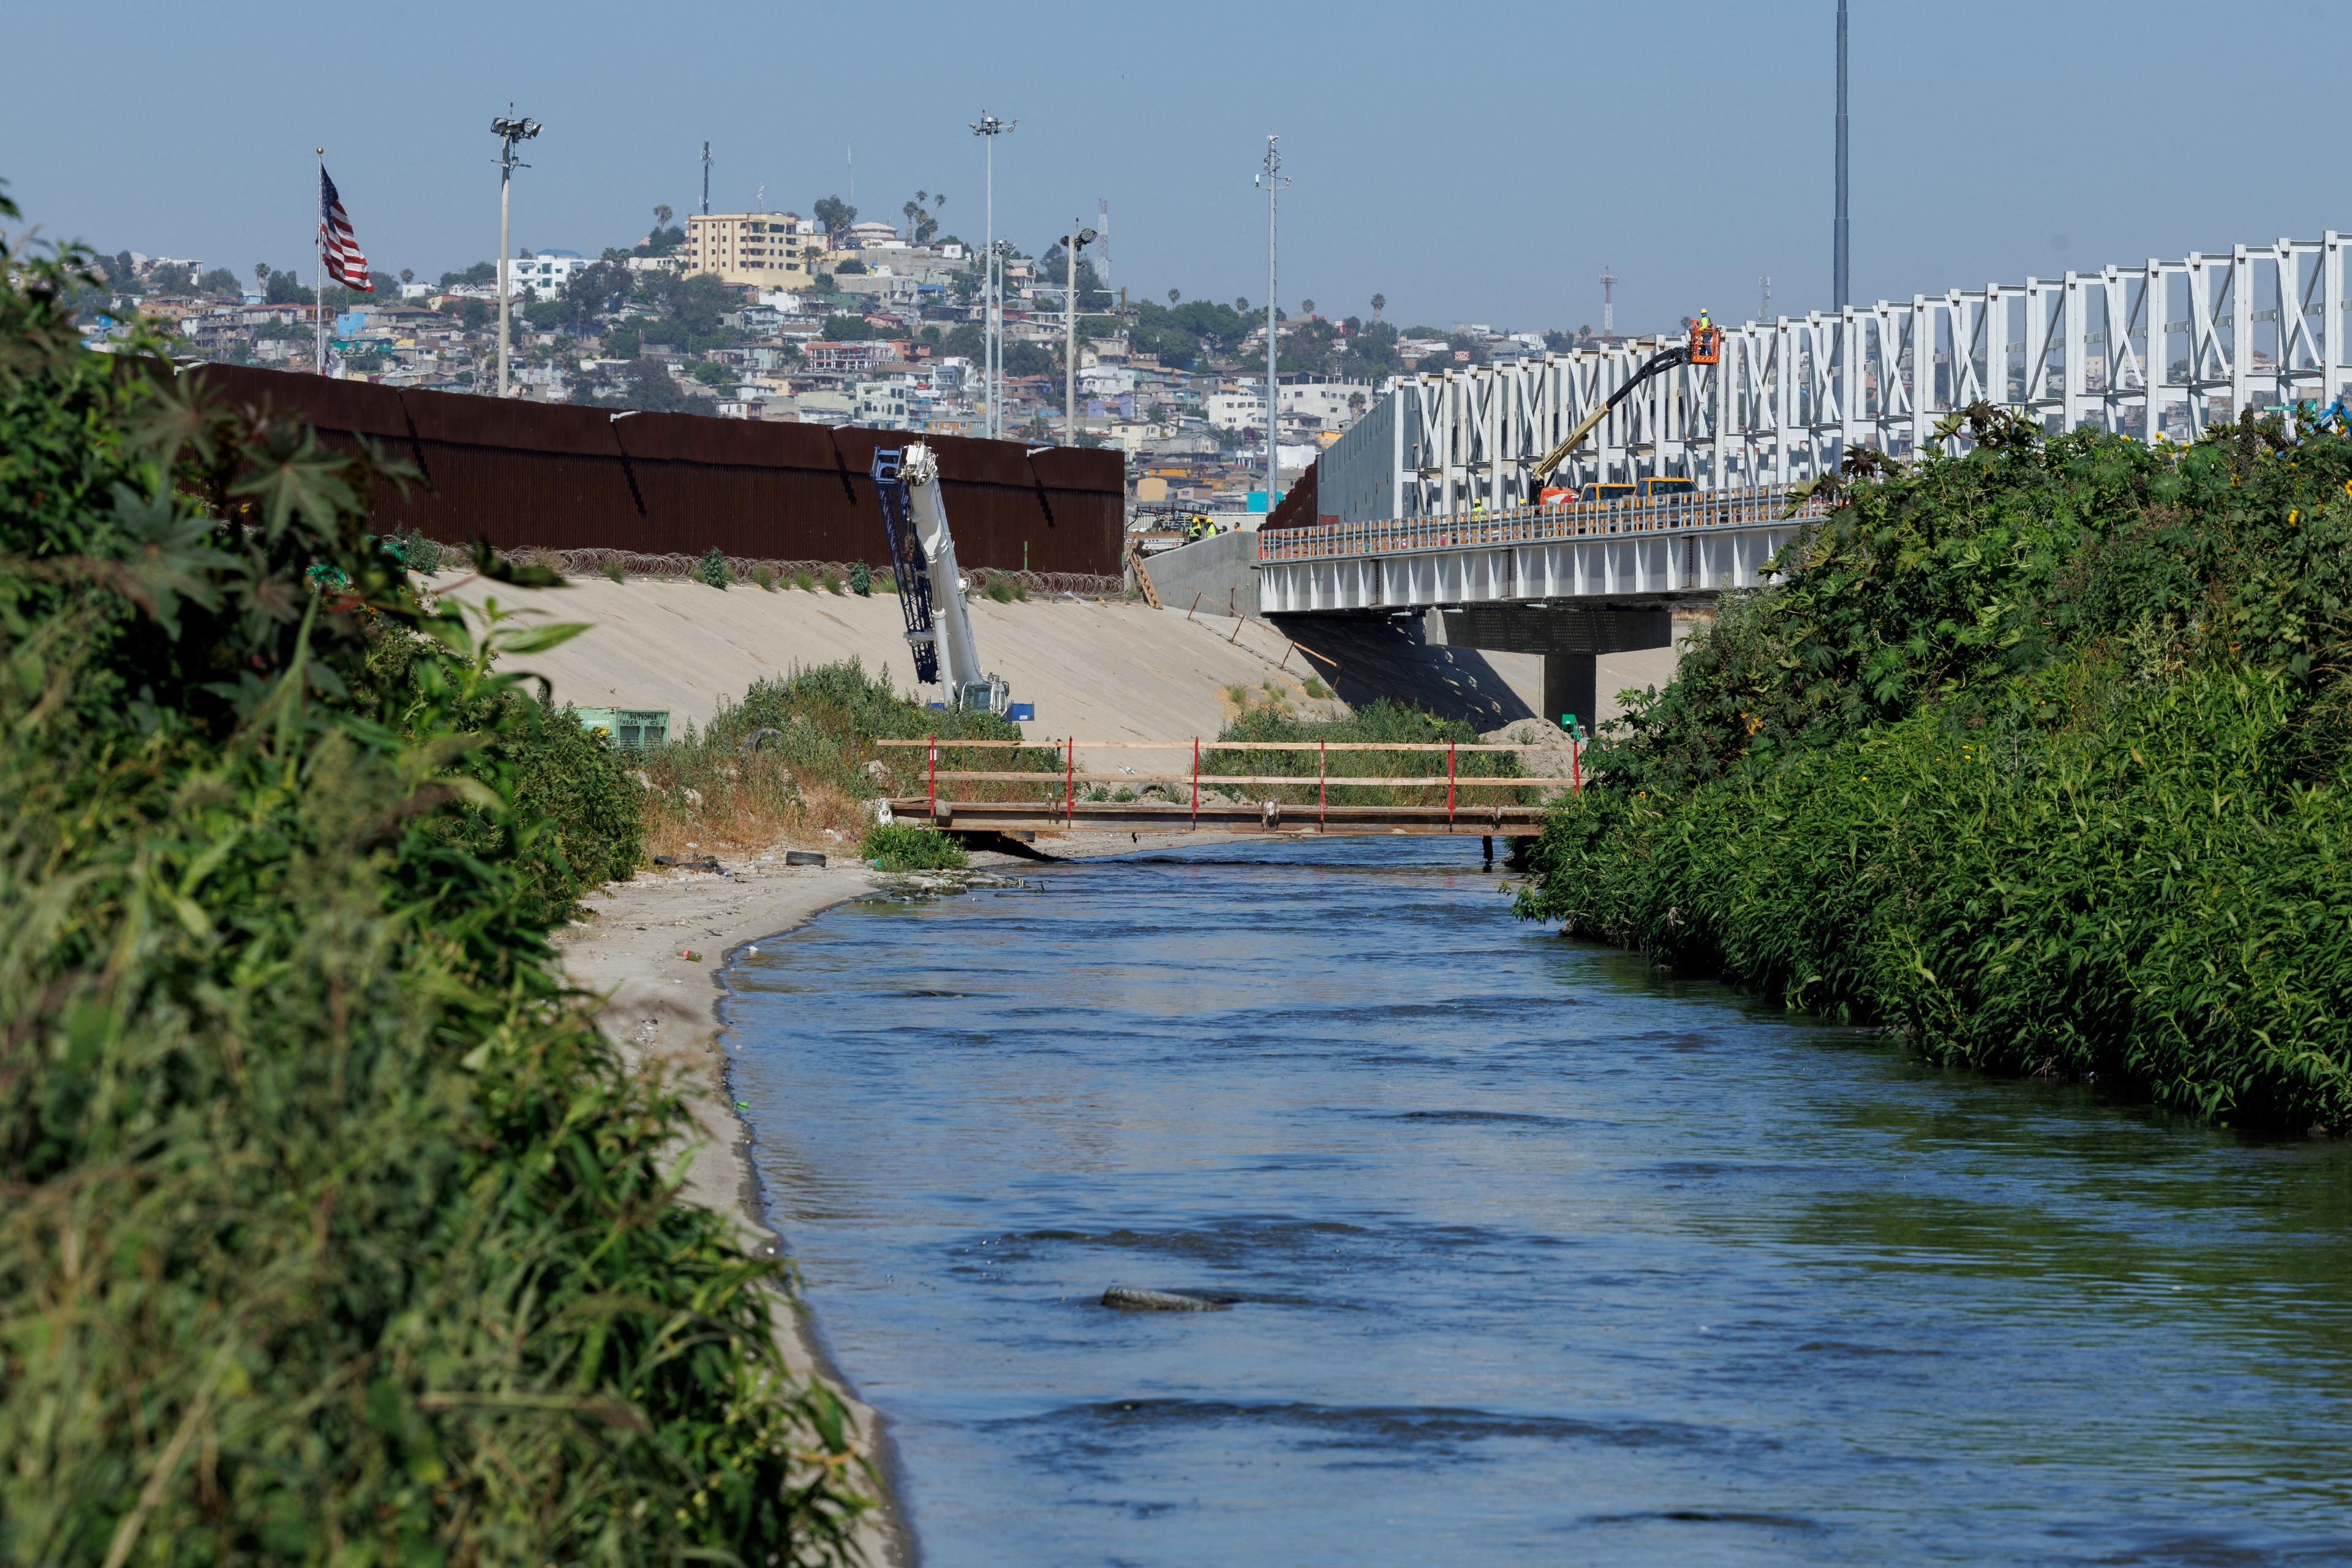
1833 0 1849 311
1063 224 1096 447
1254 135 1289 513
970 111 1015 439
491 110 541 398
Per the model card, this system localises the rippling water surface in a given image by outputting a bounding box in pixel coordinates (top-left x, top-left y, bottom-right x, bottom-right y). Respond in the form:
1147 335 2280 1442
727 839 2352 1566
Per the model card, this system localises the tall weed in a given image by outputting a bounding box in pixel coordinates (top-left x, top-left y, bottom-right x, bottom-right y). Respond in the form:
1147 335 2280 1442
0 197 869 1559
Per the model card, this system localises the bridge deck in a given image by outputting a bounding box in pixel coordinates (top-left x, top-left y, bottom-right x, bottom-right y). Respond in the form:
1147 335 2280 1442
876 737 1574 838
890 798 1551 837
1257 484 1828 614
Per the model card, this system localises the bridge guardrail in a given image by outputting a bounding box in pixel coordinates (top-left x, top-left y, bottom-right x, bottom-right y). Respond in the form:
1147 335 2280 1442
1255 484 1831 564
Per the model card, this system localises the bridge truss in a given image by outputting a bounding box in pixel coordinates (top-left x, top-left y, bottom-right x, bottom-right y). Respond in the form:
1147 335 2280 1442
1328 231 2351 518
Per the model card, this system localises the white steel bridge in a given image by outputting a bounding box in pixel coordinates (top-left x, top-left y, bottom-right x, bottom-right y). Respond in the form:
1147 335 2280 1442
1313 228 2352 526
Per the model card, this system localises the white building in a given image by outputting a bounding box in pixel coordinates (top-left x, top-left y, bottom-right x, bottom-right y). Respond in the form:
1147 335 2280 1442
1205 380 1372 434
508 250 595 300
1205 388 1269 432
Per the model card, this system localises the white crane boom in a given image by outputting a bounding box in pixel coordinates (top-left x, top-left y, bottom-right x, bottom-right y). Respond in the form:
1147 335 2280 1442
901 443 1009 715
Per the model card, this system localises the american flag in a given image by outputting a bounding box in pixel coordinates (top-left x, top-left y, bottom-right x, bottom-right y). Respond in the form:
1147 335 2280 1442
318 165 371 292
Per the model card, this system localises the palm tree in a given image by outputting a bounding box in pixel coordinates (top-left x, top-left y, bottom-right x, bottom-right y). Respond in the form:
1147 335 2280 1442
1301 298 1316 317
654 204 674 230
1370 292 1385 322
1235 296 1248 313
902 199 921 239
1167 288 1180 306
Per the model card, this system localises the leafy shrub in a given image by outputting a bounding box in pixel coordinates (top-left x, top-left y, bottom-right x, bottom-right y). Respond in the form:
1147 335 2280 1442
383 525 442 574
1517 409 2352 1129
0 202 868 1559
850 560 873 595
691 544 730 587
861 821 969 871
358 631 646 927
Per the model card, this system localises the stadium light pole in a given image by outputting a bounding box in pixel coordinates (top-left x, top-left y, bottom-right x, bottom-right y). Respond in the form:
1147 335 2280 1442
491 110 541 398
970 112 1015 439
1063 224 1096 448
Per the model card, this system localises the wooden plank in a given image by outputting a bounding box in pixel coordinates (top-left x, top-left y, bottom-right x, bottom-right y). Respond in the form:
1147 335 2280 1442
873 739 1566 753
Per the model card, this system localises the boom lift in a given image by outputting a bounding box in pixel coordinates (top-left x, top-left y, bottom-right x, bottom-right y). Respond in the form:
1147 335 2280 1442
872 444 1012 715
1526 316 1722 505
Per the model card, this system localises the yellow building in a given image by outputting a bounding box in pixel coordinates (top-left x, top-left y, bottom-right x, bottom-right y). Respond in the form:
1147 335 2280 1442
684 213 829 287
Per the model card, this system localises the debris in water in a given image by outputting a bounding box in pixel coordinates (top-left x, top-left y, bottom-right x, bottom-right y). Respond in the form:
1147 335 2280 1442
1101 1286 1229 1313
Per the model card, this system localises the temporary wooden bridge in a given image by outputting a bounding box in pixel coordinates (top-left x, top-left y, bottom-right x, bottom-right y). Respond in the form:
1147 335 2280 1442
876 737 1581 837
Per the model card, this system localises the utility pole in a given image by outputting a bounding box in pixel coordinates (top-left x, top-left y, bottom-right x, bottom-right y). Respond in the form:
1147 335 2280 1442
701 141 711 216
1063 221 1096 447
1600 265 1617 337
970 111 1015 439
491 109 541 398
1256 134 1288 513
1834 0 1849 311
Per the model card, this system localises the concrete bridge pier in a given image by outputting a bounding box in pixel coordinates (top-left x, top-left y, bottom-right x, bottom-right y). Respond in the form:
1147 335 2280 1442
1425 605 1684 736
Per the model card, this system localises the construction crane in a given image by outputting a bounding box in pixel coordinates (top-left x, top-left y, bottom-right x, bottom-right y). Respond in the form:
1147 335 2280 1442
872 444 1012 715
1526 316 1722 504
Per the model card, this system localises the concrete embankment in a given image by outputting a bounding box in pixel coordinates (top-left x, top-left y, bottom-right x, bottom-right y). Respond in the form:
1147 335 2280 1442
432 571 1330 748
437 560 1688 746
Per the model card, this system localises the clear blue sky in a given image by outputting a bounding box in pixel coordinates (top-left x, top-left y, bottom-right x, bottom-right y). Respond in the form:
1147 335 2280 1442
6 0 2344 336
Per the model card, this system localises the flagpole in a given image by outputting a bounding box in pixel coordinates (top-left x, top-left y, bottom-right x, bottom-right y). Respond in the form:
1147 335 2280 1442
314 147 325 376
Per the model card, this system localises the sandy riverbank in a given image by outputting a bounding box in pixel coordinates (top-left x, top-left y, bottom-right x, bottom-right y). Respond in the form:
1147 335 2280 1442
553 829 1265 1563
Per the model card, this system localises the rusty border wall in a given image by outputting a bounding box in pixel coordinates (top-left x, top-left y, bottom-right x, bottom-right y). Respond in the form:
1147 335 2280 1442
186 364 1127 577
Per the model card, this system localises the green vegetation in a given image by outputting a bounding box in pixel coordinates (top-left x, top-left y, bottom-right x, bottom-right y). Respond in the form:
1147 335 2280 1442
1205 698 1526 807
0 205 868 1558
860 823 970 872
850 560 873 596
692 543 731 587
635 660 1046 856
1516 407 2352 1130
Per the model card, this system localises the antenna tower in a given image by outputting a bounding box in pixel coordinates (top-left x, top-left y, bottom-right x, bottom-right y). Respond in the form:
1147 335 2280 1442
701 141 710 215
1599 265 1618 337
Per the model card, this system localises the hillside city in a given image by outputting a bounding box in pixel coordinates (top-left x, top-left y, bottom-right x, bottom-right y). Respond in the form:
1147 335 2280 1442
79 198 1604 519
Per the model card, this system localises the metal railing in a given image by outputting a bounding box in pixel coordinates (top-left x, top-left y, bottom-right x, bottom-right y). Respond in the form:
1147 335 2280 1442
1255 484 1828 564
875 736 1580 833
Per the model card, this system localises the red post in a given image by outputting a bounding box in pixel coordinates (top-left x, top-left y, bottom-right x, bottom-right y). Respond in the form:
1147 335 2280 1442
1191 737 1200 827
1065 736 1074 824
1447 737 1457 824
1319 739 1327 828
1572 736 1581 794
927 734 938 820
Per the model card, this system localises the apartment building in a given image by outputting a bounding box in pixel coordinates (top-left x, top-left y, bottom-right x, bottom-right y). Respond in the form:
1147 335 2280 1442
508 250 594 300
684 213 827 287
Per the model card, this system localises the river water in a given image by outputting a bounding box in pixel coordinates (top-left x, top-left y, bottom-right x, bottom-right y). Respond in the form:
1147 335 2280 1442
726 840 2352 1566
